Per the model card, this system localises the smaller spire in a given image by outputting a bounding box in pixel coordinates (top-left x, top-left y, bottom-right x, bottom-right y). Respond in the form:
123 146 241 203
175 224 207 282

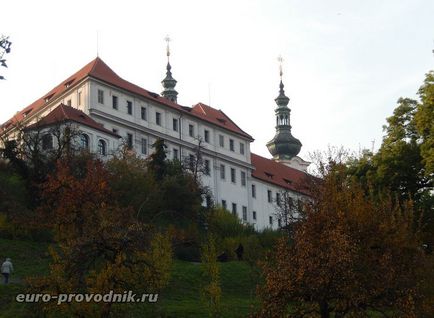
161 35 178 103
275 55 289 107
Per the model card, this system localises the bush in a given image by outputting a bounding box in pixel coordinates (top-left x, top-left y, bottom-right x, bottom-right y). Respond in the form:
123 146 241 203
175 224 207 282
207 208 255 238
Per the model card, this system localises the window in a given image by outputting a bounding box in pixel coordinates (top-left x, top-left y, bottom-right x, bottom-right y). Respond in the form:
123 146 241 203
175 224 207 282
278 219 282 227
205 195 212 208
141 107 147 120
189 154 195 170
173 148 178 160
172 118 178 131
204 159 210 175
156 112 161 126
267 190 272 203
80 134 89 150
219 135 224 147
42 134 53 150
67 99 71 106
229 139 234 151
98 139 106 156
141 138 147 155
276 193 281 206
127 133 133 149
230 168 236 183
112 95 118 110
269 216 273 226
232 203 237 216
242 206 247 221
78 92 82 106
189 124 194 137
240 142 245 155
221 200 227 209
204 130 210 143
241 171 246 186
220 164 225 179
252 184 256 198
127 101 132 115
252 211 257 221
97 89 104 104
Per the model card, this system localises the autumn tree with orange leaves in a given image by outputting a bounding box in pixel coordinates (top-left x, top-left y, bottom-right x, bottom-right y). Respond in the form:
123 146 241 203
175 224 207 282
29 159 172 317
255 162 430 318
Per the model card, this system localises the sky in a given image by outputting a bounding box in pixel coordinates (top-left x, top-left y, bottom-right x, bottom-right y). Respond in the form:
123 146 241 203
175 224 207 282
1 0 433 160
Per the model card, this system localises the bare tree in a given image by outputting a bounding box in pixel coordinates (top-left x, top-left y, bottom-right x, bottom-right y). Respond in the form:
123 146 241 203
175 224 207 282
273 190 304 235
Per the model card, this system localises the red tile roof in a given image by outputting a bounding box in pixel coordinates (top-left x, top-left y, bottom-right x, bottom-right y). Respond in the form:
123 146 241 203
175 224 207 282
251 153 314 196
26 104 120 137
191 103 252 140
2 57 253 140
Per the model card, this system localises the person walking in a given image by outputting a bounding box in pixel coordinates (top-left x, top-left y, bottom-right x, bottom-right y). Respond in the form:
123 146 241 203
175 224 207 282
1 258 14 284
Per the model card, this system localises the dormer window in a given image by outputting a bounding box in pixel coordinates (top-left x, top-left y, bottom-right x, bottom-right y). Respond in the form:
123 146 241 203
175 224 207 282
265 172 274 179
44 93 54 103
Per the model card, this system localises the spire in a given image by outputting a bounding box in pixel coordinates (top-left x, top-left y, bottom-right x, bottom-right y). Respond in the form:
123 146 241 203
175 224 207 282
161 35 178 103
266 56 302 161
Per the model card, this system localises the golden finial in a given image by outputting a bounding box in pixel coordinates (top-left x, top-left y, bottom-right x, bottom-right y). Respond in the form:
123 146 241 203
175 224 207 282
277 55 284 80
164 35 171 61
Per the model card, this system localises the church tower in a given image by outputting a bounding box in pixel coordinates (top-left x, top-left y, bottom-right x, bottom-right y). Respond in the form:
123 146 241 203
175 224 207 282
267 57 305 170
161 36 178 103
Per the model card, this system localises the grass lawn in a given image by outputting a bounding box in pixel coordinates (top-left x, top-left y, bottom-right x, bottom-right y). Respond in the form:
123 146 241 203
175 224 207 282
0 238 258 317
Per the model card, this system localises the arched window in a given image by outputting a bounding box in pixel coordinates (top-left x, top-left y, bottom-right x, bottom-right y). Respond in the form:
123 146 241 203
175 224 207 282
98 139 106 156
41 134 53 150
80 134 89 150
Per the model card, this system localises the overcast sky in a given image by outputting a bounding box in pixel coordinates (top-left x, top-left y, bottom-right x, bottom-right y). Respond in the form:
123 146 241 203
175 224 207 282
1 0 433 160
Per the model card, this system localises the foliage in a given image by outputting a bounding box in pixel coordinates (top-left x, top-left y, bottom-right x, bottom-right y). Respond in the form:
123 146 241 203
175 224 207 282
256 163 428 318
0 35 12 80
29 160 172 317
347 71 434 250
207 207 255 239
201 235 222 318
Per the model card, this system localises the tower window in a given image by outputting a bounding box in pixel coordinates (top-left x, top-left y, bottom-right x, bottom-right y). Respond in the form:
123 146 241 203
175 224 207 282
173 118 178 131
97 89 104 104
189 124 194 137
127 100 132 115
204 130 210 143
156 112 161 126
112 95 118 110
141 107 147 120
229 139 234 151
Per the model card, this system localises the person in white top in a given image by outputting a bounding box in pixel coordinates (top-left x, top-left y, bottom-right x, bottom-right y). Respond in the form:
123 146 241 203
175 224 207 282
1 258 14 284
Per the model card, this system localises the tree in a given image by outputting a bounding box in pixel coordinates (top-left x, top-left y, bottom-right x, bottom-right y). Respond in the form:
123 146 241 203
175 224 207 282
256 163 428 318
29 159 172 317
347 71 434 250
0 35 12 80
273 190 303 234
148 138 167 181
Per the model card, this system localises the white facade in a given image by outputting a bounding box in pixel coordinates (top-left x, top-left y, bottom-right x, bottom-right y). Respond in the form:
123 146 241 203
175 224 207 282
1 59 311 231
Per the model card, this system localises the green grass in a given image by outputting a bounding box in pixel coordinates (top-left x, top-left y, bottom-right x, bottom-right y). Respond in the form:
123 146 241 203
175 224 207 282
0 238 258 317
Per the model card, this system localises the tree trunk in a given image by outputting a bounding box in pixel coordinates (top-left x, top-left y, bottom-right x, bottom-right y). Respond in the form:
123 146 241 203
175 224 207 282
319 300 330 318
